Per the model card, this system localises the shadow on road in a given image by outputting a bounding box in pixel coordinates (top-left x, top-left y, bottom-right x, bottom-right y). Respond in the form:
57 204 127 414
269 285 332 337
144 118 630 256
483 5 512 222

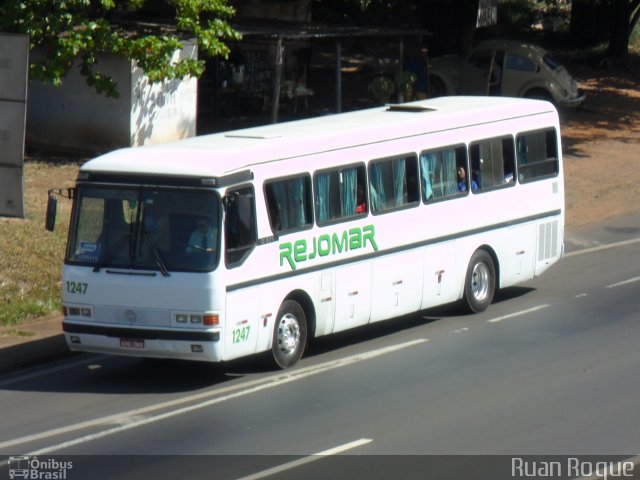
1 286 536 395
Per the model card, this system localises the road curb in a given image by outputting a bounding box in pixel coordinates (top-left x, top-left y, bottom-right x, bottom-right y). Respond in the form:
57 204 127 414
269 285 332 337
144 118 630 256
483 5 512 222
0 334 70 375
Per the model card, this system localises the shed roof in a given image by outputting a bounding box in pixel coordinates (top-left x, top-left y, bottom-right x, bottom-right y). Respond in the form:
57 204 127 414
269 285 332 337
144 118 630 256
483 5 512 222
234 21 431 40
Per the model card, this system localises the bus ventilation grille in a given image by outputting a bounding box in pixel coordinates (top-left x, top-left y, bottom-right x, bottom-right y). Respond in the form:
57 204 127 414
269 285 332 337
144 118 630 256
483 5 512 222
538 220 559 262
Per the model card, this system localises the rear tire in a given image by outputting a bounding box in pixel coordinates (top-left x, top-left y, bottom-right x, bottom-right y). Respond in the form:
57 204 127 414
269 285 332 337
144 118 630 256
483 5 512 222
271 300 307 369
463 250 496 313
428 75 447 98
524 88 552 103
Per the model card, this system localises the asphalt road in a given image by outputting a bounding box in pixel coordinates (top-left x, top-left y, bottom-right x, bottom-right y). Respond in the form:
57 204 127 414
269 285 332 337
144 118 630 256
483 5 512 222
1 215 639 479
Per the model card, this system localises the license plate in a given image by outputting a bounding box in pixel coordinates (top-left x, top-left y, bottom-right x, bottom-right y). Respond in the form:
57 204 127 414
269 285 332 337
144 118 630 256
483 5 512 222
120 338 145 349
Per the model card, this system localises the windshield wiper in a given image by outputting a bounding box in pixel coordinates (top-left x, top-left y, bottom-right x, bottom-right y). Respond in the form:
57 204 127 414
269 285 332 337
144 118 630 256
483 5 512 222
141 227 170 277
93 233 130 273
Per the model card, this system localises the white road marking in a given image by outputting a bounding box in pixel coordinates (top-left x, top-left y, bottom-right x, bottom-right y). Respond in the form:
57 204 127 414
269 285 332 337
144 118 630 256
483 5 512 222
605 275 640 289
0 339 426 454
235 438 373 480
487 304 550 323
565 235 601 248
563 237 640 258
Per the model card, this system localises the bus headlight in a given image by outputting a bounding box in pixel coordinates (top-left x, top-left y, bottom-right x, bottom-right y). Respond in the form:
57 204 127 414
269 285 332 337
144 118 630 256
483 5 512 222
174 312 219 326
63 304 93 319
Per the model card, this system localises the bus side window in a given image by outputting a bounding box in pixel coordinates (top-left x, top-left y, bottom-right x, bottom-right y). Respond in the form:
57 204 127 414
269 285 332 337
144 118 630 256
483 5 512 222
369 154 419 213
516 128 559 183
420 145 467 201
315 164 367 225
225 186 257 267
265 175 313 234
470 136 515 191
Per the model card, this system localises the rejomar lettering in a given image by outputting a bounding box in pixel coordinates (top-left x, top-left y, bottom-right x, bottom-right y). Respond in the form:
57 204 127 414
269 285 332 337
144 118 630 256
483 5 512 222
279 225 378 270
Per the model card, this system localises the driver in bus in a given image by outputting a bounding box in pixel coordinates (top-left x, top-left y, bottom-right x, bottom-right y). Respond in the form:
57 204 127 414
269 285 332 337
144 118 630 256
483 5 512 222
186 215 217 254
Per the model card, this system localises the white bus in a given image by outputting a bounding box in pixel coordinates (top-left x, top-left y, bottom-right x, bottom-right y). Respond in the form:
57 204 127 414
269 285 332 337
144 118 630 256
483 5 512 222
47 96 564 369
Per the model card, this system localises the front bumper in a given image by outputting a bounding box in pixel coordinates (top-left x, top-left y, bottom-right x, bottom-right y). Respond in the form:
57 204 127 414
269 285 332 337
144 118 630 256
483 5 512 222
556 92 587 108
63 321 222 362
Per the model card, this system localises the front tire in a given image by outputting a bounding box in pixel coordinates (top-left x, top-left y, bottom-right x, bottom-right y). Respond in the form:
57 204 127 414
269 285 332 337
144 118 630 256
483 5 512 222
271 300 308 369
463 250 496 313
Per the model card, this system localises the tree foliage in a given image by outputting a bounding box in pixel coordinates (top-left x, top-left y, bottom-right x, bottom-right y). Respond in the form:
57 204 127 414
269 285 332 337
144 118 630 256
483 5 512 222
314 0 639 59
0 0 240 97
608 0 640 57
570 0 640 58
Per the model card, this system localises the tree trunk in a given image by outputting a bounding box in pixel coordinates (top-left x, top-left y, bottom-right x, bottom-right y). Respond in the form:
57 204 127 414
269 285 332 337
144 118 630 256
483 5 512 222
418 0 479 56
570 0 610 45
458 0 480 57
607 0 631 58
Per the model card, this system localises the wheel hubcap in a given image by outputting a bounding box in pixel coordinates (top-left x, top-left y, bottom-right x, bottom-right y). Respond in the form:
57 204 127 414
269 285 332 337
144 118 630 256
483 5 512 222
471 262 491 301
277 313 300 356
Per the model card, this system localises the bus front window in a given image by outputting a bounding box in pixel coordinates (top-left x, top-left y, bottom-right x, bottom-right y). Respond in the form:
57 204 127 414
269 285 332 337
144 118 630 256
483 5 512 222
67 187 221 272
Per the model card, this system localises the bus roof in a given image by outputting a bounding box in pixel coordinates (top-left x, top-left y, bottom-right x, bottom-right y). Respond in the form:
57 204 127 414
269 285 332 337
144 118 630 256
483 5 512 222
81 96 557 180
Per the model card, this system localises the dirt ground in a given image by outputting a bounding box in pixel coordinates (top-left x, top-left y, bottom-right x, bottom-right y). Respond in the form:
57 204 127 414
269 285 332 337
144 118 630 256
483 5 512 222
558 64 640 229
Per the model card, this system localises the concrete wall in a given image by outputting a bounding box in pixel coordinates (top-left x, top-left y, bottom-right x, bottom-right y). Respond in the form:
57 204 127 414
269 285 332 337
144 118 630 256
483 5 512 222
130 43 197 147
0 32 28 218
27 42 197 154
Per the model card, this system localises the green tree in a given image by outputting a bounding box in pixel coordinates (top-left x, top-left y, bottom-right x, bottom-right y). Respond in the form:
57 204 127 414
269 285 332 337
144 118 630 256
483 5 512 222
607 0 640 57
570 0 640 58
0 0 240 97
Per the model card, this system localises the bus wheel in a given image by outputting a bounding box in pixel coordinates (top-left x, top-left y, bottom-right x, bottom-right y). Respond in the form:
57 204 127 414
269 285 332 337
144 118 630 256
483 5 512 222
463 250 496 313
272 300 307 369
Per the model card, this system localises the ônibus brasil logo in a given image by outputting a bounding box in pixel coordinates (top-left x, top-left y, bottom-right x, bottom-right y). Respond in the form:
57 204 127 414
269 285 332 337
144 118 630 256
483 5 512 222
8 456 73 480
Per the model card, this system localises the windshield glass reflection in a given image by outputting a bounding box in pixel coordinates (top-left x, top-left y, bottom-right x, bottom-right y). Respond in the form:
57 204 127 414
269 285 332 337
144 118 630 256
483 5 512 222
67 187 221 272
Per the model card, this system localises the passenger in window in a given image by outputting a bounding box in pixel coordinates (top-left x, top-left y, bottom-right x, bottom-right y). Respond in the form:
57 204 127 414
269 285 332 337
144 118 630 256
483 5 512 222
356 184 367 214
457 166 478 192
270 210 281 232
504 172 515 183
186 215 216 253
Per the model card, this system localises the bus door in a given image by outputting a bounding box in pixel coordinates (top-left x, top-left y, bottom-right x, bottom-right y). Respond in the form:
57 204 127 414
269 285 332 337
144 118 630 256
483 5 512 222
223 185 259 360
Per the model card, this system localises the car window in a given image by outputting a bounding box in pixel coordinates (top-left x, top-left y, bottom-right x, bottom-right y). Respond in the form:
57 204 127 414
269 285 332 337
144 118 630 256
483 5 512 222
505 53 536 72
542 53 561 71
467 49 494 70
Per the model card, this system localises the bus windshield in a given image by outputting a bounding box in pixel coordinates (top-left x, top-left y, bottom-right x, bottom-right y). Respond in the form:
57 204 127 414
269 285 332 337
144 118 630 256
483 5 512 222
67 186 221 273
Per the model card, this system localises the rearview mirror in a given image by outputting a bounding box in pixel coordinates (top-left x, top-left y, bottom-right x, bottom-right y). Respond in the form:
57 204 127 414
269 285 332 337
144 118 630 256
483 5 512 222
223 192 239 210
45 195 57 232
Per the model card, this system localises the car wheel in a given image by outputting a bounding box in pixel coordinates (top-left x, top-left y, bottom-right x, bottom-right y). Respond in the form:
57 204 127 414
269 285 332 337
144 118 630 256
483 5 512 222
524 88 553 102
428 75 447 98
